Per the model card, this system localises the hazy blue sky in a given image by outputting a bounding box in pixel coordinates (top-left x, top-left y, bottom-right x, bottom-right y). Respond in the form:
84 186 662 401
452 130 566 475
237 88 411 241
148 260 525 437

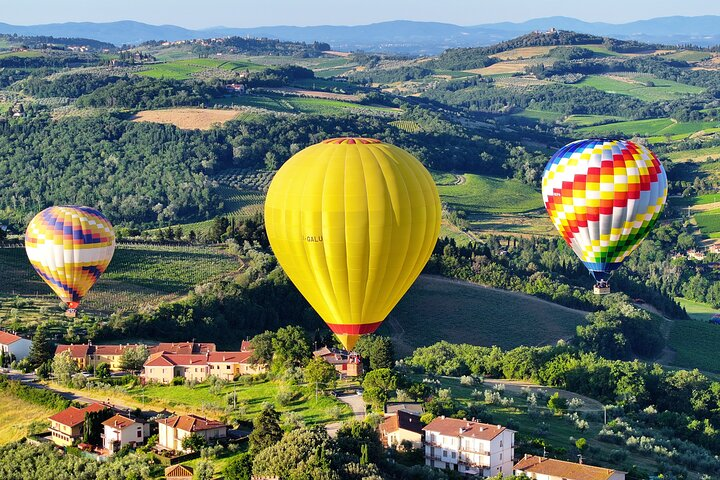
3 0 720 28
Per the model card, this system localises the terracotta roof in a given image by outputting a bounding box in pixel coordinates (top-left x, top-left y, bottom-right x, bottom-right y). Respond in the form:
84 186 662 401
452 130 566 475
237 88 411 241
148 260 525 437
0 331 22 345
165 464 194 477
144 353 209 367
149 342 216 354
423 417 509 441
102 414 138 429
240 340 252 352
313 347 361 365
381 410 424 436
208 351 253 363
93 344 138 355
48 403 108 427
514 455 623 480
55 344 91 358
157 414 227 432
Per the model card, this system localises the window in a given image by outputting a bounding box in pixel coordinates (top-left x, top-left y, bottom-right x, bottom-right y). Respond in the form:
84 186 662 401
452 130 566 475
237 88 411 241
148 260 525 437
500 453 502 460
443 450 447 457
137 429 142 438
451 451 456 459
500 440 503 447
227 365 231 370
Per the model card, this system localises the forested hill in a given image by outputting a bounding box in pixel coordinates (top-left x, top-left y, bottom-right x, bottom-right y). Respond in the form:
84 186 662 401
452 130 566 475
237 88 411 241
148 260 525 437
0 33 116 51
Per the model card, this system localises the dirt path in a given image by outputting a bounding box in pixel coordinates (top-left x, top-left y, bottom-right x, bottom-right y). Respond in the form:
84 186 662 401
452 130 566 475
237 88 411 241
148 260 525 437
453 173 466 185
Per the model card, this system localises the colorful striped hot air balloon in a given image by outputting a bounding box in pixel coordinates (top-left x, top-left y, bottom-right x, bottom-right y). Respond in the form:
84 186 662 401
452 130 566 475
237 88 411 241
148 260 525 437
542 139 667 294
25 206 115 317
264 138 441 350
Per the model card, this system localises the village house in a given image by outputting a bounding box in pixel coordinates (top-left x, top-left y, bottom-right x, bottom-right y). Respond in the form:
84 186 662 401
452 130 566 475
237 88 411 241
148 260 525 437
48 402 109 446
423 416 515 477
54 341 217 372
157 415 228 452
379 409 424 450
514 455 626 480
0 330 32 361
143 348 265 384
385 402 425 415
313 346 363 377
102 414 148 454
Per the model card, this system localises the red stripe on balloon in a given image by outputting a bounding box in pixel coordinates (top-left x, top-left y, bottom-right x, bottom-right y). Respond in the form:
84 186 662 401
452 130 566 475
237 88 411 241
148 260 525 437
326 322 383 335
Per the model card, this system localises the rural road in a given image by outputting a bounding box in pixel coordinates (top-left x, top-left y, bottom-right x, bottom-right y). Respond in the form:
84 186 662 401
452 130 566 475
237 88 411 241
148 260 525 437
326 392 366 437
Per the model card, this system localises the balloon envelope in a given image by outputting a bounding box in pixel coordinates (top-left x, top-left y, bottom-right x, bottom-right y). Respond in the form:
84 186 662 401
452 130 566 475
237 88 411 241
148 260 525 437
25 206 115 311
542 139 667 286
264 138 441 350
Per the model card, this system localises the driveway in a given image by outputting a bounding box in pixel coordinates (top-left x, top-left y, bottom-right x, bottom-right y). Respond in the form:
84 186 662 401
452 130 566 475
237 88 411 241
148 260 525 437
325 392 366 437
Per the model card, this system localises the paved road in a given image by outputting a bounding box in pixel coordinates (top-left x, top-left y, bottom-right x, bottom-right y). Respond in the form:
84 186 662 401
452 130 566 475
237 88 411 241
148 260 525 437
326 393 366 437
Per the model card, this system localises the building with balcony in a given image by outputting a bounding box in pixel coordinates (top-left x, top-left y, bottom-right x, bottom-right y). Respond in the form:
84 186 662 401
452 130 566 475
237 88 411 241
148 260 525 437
48 402 109 446
514 454 626 480
423 416 515 477
101 414 148 454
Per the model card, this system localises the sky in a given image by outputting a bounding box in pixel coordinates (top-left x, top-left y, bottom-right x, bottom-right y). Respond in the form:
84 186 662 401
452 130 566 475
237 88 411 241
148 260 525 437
3 0 720 28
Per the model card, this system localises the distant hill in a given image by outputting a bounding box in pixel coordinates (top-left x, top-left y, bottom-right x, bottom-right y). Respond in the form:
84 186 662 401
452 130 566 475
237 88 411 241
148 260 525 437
0 16 720 54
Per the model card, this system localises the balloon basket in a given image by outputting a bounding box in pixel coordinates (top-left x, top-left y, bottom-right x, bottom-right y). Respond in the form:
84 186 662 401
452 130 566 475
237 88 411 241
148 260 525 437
65 308 77 318
593 282 610 295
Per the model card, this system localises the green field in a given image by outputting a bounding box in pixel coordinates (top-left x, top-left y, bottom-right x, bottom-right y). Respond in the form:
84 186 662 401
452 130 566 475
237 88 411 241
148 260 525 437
573 74 704 101
579 118 720 137
0 243 240 315
669 317 720 372
138 58 264 80
390 120 422 132
695 208 720 238
0 50 43 59
564 114 626 127
218 92 392 115
437 174 543 214
676 297 719 322
511 109 565 123
663 50 713 62
667 145 720 162
383 275 587 357
670 193 720 207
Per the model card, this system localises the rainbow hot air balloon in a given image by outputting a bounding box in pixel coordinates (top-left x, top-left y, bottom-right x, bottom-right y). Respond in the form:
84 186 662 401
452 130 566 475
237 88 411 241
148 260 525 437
264 138 441 350
542 139 667 294
25 206 115 317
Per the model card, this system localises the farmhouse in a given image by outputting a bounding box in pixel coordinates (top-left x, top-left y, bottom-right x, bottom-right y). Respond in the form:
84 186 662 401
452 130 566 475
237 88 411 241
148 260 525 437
423 416 515 477
0 330 32 361
143 348 265 384
313 346 363 377
102 414 148 454
379 409 424 450
157 415 228 452
48 402 109 446
514 455 626 480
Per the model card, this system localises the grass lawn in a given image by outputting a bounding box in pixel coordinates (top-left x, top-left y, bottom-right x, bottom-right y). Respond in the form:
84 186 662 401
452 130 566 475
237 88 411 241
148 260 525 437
383 275 587 357
695 208 720 238
0 391 55 444
138 59 264 80
437 174 543 215
675 297 719 322
572 74 704 102
668 317 720 372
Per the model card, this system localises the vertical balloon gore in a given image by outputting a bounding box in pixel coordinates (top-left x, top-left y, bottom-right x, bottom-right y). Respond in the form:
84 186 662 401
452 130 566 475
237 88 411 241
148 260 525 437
25 206 115 314
264 137 442 351
542 139 667 294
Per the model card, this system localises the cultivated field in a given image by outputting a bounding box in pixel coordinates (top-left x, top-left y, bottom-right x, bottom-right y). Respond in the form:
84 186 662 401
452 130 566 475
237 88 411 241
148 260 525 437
137 58 264 80
130 108 241 130
384 275 587 357
572 74 704 102
695 208 720 238
578 118 720 137
668 318 720 372
437 173 544 214
490 46 555 60
218 92 394 115
667 145 720 163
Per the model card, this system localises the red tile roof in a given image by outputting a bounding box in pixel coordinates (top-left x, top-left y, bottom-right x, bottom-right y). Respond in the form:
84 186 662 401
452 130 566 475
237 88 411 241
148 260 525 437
157 415 227 432
423 417 509 441
0 331 22 345
240 340 252 352
207 351 253 363
144 353 209 367
55 344 91 358
165 464 194 478
102 414 138 429
514 455 623 480
380 410 424 436
313 347 361 365
48 403 108 427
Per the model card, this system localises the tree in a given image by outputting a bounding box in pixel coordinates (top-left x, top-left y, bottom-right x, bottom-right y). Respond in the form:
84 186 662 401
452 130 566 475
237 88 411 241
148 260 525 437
95 362 111 380
547 392 568 414
29 325 53 367
249 404 283 453
335 420 383 464
194 459 214 480
272 326 311 368
35 361 51 380
181 432 208 453
355 335 395 371
119 345 149 373
225 452 253 480
304 356 338 401
52 350 79 385
362 368 398 409
575 437 587 452
83 408 113 446
250 331 275 365
251 426 337 480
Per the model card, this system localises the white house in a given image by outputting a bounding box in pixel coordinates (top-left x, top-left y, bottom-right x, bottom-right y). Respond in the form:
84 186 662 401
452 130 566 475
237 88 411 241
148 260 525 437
101 414 147 454
157 415 228 452
514 454 626 480
0 331 32 361
423 416 515 477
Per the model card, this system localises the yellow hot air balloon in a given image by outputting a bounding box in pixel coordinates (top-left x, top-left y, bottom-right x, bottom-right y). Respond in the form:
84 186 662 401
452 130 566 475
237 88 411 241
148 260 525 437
25 206 115 317
264 138 441 350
